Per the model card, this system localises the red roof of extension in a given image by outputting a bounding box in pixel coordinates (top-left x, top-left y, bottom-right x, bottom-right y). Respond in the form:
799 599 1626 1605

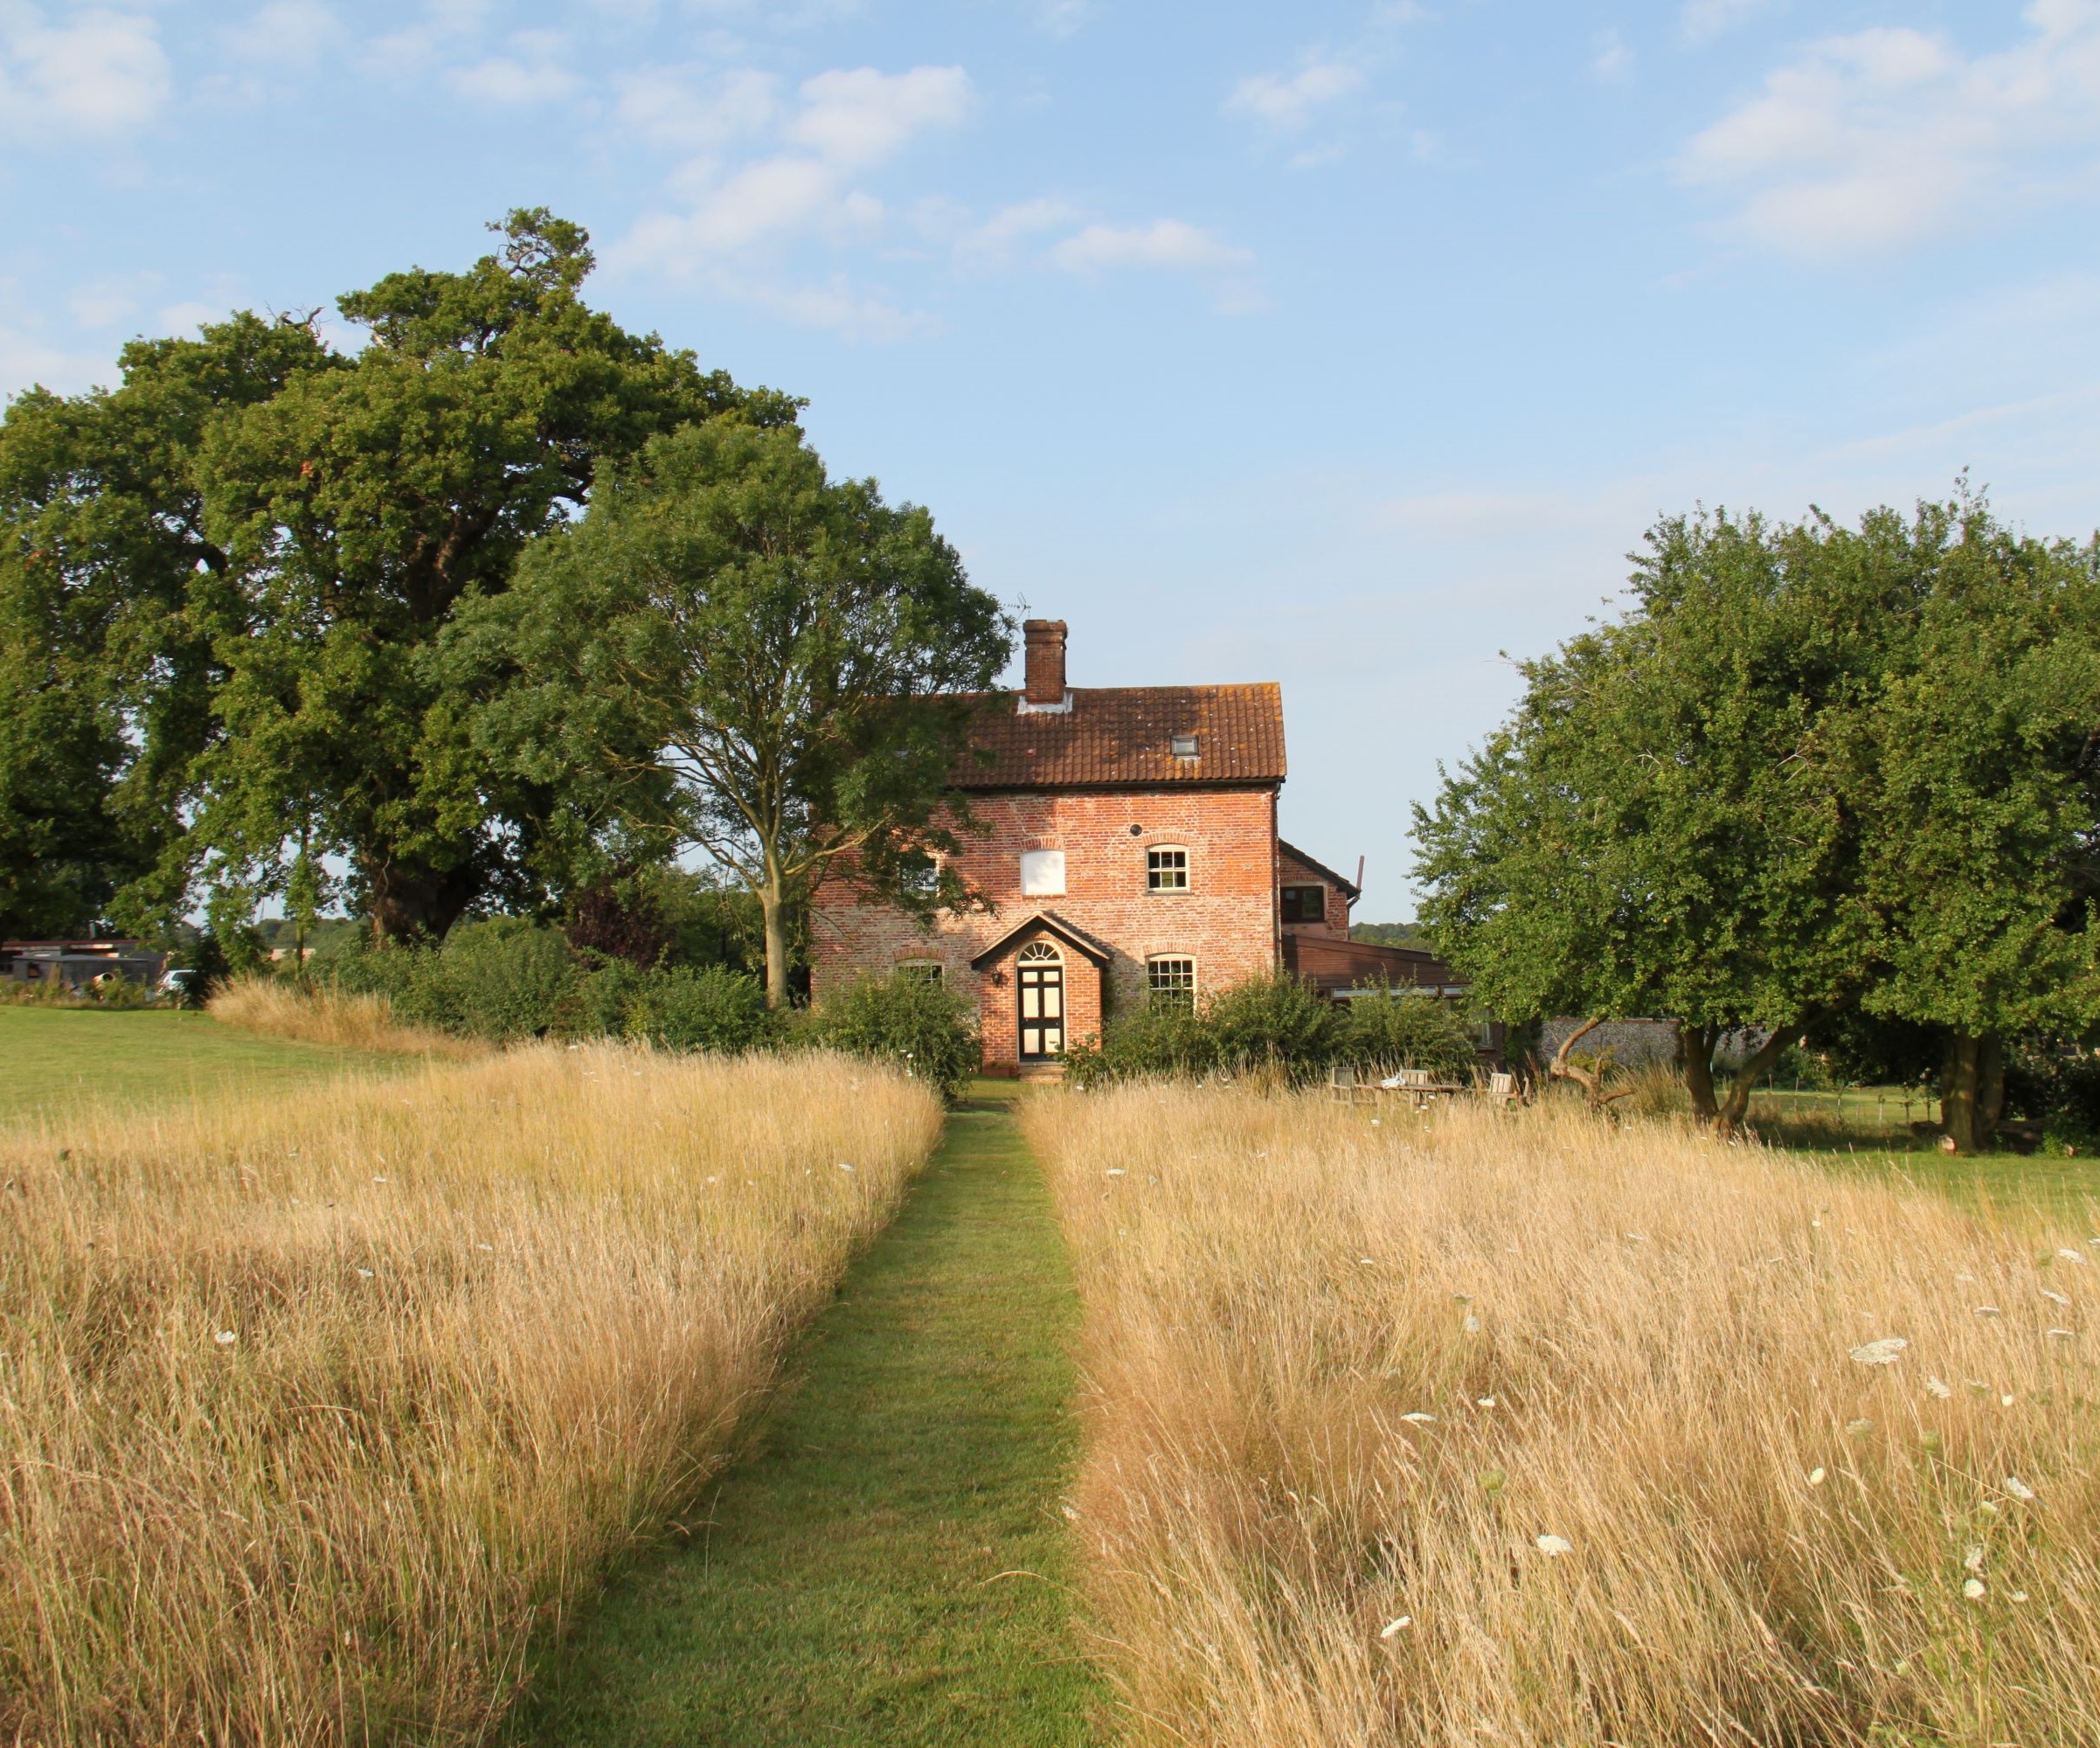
951 685 1286 791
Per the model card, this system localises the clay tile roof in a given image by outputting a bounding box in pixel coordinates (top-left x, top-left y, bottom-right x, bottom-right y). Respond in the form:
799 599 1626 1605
952 684 1286 790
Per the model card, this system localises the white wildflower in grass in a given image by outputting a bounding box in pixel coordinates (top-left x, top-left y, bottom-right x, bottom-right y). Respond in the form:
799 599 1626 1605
1475 1396 1497 1408
1105 1169 1127 1178
836 1162 856 1173
2011 1591 2030 1603
1849 1337 1907 1365
2001 1394 2016 1407
371 1176 388 1185
214 1330 237 1346
1402 1412 1437 1425
2041 1287 2071 1306
355 1267 373 1279
2003 1476 2037 1502
1535 1535 1573 1557
1963 1578 1986 1601
1358 1258 1376 1266
476 1243 493 1252
1462 1314 1482 1334
1380 1616 1412 1638
1808 1467 1827 1486
1924 1377 1954 1399
1956 1273 1977 1283
2057 1248 2087 1265
1976 1306 2002 1317
1965 1546 1986 1573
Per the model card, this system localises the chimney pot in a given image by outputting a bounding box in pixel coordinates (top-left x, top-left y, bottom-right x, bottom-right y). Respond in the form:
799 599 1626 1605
1022 618 1068 705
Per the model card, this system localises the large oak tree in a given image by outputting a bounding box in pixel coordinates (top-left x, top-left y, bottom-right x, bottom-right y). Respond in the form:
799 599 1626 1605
0 210 792 940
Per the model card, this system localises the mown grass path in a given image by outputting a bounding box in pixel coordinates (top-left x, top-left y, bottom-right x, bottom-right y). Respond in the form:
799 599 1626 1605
522 1084 1103 1747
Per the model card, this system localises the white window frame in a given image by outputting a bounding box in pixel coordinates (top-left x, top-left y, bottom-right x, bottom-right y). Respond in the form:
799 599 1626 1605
897 959 944 984
1147 845 1190 893
1019 849 1066 897
1147 954 1197 1008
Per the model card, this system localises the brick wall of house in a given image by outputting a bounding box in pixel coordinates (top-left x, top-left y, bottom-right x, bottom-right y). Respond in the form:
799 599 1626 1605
1277 844 1350 937
812 785 1281 1067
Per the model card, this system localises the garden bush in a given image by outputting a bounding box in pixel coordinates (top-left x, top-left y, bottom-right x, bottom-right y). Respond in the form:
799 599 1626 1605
626 964 773 1053
1333 985 1477 1079
1064 1000 1217 1090
1205 972 1339 1081
807 970 979 1101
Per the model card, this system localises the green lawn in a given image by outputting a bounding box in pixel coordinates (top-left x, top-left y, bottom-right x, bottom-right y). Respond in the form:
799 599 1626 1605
0 1006 398 1124
520 1082 1105 1747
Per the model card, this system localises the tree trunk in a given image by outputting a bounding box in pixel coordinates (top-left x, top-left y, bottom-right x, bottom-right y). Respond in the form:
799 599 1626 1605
364 858 482 944
760 862 791 1011
1943 1030 1984 1154
1681 1023 1722 1126
1979 1034 2006 1138
1716 1026 1797 1134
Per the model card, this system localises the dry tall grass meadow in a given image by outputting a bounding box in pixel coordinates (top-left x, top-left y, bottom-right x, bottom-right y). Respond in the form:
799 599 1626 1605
0 1045 939 1745
1028 1087 2100 1746
208 973 475 1057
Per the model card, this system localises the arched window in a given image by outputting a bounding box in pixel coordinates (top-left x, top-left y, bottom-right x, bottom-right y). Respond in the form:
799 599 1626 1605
1147 846 1189 892
1017 940 1062 961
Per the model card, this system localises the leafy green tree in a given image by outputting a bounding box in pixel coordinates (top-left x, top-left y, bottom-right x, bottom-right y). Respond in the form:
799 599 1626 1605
0 313 326 933
459 418 1011 1008
1414 507 1923 1130
1848 503 2100 1150
185 211 794 939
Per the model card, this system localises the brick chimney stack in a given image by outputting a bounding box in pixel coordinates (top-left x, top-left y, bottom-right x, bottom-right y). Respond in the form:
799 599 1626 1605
1022 618 1068 705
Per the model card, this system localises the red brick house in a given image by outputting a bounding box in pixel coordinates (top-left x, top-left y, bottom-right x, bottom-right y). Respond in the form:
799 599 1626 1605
811 619 1487 1073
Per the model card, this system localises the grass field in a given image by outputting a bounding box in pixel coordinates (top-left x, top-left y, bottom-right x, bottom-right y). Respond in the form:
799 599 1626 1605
1029 1086 2100 1747
0 1005 401 1122
0 1044 940 1746
528 1084 1104 1746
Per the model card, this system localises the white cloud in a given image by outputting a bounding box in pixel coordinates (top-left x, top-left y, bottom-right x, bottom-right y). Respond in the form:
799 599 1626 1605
225 2 343 68
787 66 972 168
1591 29 1633 82
1050 219 1252 274
611 61 974 302
1225 55 1364 133
956 195 1083 265
448 31 580 105
1679 3 2100 260
1034 0 1092 37
157 301 225 336
613 64 777 150
1681 0 1776 41
0 6 170 140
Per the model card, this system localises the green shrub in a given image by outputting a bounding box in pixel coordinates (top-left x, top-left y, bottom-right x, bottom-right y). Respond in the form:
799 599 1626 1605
436 920 577 1042
563 955 652 1040
811 971 978 1101
1065 1001 1218 1090
627 965 773 1053
1205 972 1338 1081
1334 986 1477 1080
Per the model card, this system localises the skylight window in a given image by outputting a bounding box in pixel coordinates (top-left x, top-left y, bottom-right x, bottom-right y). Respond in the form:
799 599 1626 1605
1170 732 1198 759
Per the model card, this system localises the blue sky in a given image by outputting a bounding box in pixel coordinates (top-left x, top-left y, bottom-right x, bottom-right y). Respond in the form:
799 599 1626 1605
5 0 2099 917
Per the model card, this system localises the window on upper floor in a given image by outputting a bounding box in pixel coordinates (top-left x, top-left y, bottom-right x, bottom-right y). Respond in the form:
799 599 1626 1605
899 852 939 896
1019 849 1066 897
1280 884 1326 924
1147 846 1189 892
1147 954 1196 1009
